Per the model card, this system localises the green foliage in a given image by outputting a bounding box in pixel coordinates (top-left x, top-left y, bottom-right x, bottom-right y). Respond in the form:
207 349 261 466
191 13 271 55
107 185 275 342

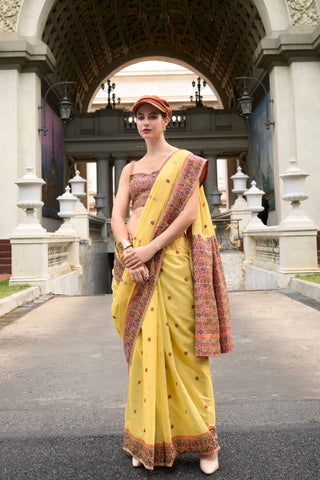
0 279 31 299
296 274 320 285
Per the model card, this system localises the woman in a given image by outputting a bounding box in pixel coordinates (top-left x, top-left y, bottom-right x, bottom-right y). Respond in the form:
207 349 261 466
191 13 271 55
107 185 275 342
111 95 233 475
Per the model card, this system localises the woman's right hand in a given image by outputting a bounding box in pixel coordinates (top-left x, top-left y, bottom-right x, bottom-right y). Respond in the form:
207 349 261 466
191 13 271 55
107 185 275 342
128 264 150 284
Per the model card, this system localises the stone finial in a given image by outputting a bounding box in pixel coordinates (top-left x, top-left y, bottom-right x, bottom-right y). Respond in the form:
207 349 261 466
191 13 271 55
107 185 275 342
279 157 315 228
56 186 78 234
231 166 249 206
13 166 46 233
243 180 266 230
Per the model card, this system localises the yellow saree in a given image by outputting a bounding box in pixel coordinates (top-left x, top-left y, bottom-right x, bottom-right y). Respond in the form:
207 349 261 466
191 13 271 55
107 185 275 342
111 149 233 470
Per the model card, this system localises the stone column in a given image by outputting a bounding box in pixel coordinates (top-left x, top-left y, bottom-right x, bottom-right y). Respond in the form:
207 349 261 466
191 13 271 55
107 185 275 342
204 154 222 214
0 69 20 237
114 156 128 194
256 28 320 227
95 154 112 218
269 61 320 226
0 34 54 238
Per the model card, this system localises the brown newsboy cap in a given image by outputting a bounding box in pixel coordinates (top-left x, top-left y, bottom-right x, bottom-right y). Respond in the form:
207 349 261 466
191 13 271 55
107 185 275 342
132 95 172 120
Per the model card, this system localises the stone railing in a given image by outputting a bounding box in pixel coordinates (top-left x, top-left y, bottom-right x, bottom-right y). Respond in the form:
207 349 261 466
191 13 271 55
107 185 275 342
10 166 113 295
243 225 319 289
10 233 82 294
254 234 280 267
71 211 107 241
65 107 248 146
124 110 187 130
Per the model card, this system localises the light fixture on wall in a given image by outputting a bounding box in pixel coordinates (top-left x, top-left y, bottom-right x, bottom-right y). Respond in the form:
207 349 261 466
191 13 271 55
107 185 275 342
234 76 274 129
39 81 76 135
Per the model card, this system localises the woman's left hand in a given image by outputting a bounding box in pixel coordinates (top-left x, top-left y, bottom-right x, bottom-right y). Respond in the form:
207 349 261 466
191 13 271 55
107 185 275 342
124 244 155 268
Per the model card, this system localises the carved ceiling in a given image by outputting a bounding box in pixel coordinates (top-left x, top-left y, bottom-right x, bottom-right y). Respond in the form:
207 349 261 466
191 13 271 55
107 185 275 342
42 0 265 110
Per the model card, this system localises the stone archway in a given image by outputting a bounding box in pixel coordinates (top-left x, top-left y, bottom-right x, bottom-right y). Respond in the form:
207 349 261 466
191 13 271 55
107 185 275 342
13 1 297 115
36 1 267 111
13 0 288 112
86 54 224 113
15 0 292 39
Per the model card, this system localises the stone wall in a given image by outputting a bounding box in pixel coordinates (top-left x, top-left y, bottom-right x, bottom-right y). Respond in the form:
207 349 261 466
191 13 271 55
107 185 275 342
79 241 111 295
221 251 245 291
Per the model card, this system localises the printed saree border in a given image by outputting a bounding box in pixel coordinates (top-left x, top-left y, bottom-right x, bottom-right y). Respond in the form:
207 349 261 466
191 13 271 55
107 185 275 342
188 232 234 356
123 426 219 470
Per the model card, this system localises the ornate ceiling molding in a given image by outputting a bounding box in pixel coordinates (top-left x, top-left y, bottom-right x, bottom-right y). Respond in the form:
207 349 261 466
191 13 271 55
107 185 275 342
0 0 24 32
286 0 320 26
42 0 265 110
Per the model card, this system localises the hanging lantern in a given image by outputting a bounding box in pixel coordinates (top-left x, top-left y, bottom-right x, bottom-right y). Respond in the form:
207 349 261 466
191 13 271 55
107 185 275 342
58 91 73 124
238 86 254 119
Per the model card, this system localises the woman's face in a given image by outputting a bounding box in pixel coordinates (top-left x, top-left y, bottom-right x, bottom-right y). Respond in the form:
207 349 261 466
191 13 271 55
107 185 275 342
136 104 168 140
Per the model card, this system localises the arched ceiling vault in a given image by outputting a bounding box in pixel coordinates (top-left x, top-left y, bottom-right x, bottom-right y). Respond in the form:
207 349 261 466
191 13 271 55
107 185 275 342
42 0 265 111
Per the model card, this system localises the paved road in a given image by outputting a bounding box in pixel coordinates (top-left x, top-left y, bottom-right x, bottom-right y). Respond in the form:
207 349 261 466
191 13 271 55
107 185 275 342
0 291 319 479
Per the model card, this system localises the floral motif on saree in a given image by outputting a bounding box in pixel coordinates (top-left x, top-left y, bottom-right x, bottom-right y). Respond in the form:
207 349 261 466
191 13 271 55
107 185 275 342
112 149 233 367
111 149 233 469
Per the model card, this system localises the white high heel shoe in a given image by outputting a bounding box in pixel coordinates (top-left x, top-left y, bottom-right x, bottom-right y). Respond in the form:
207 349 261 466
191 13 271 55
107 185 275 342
132 456 143 468
200 453 219 475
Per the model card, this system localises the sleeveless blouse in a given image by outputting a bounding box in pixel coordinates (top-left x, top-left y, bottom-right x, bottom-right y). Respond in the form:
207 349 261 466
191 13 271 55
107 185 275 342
129 169 160 210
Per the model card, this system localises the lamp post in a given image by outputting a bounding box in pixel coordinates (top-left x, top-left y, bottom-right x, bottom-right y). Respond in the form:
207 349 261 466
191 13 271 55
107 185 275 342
39 81 76 135
190 77 207 107
101 80 120 109
234 76 274 129
112 93 121 108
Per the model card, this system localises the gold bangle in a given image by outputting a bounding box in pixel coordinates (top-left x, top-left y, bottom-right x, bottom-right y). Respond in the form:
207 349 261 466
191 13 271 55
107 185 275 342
119 238 132 250
115 238 132 266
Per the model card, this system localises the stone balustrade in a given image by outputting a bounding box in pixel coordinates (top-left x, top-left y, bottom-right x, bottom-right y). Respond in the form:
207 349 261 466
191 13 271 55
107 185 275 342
10 233 82 294
123 110 187 130
243 225 319 289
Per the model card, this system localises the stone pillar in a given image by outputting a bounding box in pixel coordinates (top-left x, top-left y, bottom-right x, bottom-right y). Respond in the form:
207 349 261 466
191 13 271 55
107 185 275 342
0 34 54 238
270 61 320 227
0 69 20 237
204 154 222 214
114 156 128 195
95 154 112 218
256 29 320 228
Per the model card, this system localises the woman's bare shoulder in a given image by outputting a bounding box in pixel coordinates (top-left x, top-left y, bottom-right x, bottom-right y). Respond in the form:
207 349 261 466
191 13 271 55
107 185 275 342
120 162 134 179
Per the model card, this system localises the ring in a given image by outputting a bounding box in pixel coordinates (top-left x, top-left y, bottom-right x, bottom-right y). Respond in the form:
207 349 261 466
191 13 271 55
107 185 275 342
143 275 149 280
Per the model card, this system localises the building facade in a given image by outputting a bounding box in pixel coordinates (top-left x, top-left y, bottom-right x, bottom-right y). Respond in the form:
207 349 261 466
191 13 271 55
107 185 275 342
0 1 320 278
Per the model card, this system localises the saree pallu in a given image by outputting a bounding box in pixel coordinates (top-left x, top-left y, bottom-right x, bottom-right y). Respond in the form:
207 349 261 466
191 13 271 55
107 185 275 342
111 150 233 469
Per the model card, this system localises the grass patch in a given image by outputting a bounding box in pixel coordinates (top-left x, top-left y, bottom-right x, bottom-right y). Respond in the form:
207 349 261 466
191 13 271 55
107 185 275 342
0 279 31 299
296 274 320 285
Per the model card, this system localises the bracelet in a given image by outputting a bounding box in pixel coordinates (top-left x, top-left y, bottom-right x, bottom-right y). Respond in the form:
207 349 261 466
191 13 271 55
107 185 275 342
119 238 132 250
115 238 132 266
